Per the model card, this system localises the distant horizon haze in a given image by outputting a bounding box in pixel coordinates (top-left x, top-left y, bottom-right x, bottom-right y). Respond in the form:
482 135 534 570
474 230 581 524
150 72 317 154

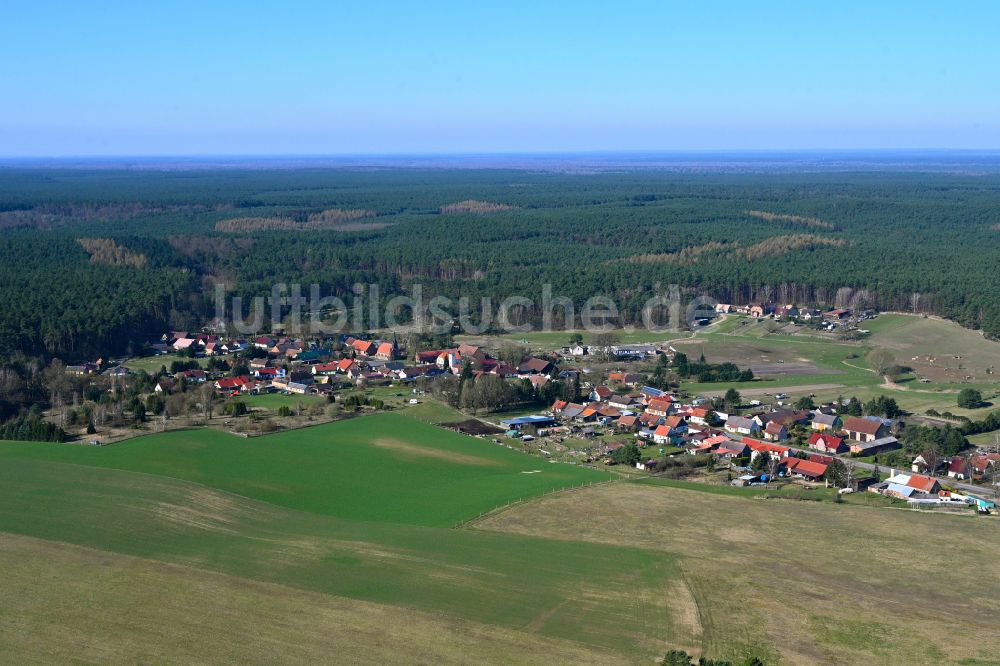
2 1 999 157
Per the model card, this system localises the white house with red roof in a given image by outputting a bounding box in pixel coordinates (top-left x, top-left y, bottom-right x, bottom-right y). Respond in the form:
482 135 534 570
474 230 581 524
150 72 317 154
745 438 790 461
808 432 847 454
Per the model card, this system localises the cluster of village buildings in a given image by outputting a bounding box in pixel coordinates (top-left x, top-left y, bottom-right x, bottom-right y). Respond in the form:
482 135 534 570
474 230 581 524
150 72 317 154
499 376 998 508
713 303 853 320
67 326 999 509
89 332 565 399
712 304 878 332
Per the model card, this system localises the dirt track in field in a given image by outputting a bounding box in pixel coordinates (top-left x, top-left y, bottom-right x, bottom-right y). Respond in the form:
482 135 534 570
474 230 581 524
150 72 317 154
699 383 845 398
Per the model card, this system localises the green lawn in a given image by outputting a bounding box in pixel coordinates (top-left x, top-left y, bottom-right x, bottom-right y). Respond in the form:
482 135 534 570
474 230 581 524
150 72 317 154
124 353 209 373
241 392 325 411
0 412 608 527
968 430 1000 447
404 399 467 423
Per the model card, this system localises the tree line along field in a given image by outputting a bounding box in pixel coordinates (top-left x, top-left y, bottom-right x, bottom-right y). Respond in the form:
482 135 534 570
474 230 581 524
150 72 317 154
4 168 1000 358
0 412 680 662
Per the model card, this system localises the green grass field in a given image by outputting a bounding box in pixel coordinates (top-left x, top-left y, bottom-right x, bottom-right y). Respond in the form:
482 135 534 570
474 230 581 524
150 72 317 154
241 392 325 411
0 413 607 527
0 533 628 665
123 353 210 373
404 399 468 423
0 443 678 660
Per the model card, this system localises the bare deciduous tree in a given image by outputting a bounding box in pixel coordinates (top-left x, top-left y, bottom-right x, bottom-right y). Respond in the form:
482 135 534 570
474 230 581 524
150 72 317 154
867 348 895 378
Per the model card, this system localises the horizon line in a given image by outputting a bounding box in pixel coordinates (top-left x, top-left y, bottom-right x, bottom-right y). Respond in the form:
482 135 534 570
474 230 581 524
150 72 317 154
4 147 1000 157
4 148 1000 165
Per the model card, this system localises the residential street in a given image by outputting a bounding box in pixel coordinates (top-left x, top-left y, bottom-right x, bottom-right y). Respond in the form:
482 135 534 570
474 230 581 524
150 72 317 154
783 443 995 497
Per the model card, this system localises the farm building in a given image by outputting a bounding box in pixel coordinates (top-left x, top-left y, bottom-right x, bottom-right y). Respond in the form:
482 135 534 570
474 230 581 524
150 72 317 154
499 415 557 432
843 416 887 442
885 473 941 494
884 483 918 500
849 436 900 456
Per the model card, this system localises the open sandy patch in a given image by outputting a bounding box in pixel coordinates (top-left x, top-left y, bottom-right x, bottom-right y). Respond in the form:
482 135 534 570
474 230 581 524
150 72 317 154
371 437 497 466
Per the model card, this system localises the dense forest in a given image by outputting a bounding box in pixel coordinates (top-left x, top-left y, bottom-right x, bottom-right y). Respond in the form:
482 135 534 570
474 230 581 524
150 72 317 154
2 164 1000 359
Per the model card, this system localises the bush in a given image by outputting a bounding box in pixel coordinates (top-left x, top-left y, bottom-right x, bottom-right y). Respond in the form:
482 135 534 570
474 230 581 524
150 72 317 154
611 443 641 466
224 401 248 416
341 394 384 410
169 359 200 373
662 650 692 666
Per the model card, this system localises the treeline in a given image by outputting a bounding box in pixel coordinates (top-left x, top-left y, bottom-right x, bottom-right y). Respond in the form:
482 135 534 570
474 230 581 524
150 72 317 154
0 235 201 356
5 169 1000 358
432 365 578 414
896 409 1000 460
0 412 66 442
673 353 754 383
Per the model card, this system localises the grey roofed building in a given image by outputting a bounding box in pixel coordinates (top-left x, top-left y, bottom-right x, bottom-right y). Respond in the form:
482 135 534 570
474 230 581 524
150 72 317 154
811 413 840 427
725 415 758 431
884 482 917 498
609 344 657 357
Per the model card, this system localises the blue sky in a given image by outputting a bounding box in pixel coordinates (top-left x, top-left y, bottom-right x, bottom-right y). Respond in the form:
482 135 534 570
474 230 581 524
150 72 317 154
1 1 998 155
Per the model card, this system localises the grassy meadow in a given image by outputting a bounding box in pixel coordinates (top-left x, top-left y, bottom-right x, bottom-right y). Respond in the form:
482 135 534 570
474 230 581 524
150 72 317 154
0 455 677 661
241 391 325 411
0 532 628 665
479 481 1000 665
668 314 1000 418
123 353 210 373
0 413 607 526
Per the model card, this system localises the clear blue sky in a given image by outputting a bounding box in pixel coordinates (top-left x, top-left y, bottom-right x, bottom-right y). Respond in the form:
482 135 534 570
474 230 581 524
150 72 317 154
2 1 999 155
